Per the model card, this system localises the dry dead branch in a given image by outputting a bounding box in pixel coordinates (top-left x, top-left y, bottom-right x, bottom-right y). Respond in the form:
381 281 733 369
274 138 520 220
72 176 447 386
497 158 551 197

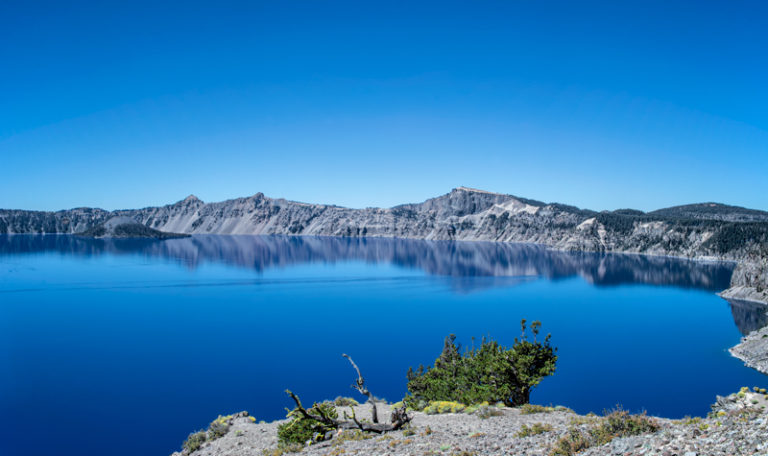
284 354 410 434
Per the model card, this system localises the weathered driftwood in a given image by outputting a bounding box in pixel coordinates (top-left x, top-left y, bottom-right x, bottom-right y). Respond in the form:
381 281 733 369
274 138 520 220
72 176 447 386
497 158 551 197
284 354 410 434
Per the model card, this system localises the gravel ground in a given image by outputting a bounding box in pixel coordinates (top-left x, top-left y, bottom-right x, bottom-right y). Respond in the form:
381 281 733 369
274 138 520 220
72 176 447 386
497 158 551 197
172 391 768 456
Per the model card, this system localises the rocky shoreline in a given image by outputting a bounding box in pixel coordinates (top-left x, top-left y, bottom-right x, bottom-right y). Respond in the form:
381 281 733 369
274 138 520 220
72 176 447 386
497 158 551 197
720 258 768 374
730 326 768 375
172 390 768 456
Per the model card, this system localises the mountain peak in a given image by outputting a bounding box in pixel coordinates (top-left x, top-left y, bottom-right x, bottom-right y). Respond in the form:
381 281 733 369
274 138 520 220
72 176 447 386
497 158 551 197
453 186 503 195
174 195 203 206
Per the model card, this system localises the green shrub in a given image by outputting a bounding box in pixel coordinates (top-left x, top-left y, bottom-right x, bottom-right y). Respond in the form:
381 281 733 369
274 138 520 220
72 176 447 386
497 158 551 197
334 429 373 443
208 415 232 439
423 400 467 414
182 430 207 454
464 401 490 414
589 408 659 445
516 422 553 437
411 400 503 419
472 404 504 419
333 396 359 407
549 428 592 456
277 402 338 445
182 413 246 453
261 443 305 456
404 320 557 407
549 408 659 455
520 404 555 415
678 416 701 425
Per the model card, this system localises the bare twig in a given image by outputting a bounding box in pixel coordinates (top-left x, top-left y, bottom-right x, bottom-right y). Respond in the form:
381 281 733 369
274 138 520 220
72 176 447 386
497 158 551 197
342 353 378 423
282 354 410 436
285 389 335 425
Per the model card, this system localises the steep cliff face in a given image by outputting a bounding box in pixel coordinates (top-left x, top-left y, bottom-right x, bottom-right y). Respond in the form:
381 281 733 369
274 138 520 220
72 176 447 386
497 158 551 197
721 259 768 303
119 188 589 245
2 187 768 301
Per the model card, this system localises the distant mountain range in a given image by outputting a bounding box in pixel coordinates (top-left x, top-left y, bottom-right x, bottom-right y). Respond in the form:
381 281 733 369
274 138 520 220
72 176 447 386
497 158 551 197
2 187 767 302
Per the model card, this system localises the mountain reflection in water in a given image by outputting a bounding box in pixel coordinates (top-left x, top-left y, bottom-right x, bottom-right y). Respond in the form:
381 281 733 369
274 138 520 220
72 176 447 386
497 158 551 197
0 234 735 290
1 234 758 334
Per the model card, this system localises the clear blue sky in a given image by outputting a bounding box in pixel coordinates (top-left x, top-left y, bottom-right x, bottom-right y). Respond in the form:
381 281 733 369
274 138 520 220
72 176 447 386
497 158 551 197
1 1 767 212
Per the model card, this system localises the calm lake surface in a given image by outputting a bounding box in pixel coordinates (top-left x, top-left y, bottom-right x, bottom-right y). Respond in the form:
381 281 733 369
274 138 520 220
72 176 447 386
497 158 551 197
1 234 766 456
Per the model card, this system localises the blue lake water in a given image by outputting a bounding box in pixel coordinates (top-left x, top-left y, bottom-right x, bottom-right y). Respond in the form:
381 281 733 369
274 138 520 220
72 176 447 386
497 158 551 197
0 234 766 456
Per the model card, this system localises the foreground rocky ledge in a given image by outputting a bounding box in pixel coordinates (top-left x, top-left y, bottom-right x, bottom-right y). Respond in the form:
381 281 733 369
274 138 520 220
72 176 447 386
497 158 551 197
173 391 768 456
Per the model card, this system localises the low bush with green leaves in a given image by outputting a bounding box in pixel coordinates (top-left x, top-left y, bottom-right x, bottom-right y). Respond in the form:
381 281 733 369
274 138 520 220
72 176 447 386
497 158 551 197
550 428 592 456
404 320 557 408
208 415 233 439
261 443 305 456
182 413 246 454
182 430 207 454
472 404 505 419
549 408 660 456
516 422 554 437
590 408 659 445
333 396 359 407
277 402 338 445
463 401 490 414
520 404 555 415
423 400 467 414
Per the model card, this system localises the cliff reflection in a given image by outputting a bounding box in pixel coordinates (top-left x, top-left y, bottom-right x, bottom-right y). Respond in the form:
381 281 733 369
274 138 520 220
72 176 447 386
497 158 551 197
728 299 768 335
0 234 735 291
3 234 761 333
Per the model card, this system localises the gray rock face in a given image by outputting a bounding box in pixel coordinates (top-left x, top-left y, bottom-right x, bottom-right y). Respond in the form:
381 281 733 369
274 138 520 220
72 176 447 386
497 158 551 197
722 259 768 303
0 207 111 234
730 325 768 374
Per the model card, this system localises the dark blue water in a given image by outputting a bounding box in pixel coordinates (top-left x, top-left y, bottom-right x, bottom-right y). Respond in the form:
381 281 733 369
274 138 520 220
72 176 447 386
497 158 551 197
0 235 765 456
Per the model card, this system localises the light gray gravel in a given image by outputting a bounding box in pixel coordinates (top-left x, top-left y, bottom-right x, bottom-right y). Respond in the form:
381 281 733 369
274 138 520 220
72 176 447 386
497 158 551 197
171 393 768 456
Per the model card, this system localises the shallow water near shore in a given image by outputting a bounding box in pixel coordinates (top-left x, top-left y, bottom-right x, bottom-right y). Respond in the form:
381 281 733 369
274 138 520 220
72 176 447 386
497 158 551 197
0 234 765 456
